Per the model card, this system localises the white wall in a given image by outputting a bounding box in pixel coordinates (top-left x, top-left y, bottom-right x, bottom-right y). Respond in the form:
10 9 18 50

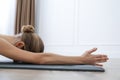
0 0 16 35
36 0 120 58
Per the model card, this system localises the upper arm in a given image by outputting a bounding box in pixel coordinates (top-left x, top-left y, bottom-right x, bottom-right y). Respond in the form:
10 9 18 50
0 38 41 64
0 38 13 52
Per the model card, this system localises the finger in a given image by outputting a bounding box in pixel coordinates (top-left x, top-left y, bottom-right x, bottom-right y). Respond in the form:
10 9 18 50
95 63 103 66
93 54 108 58
97 54 108 57
85 48 97 54
95 58 108 63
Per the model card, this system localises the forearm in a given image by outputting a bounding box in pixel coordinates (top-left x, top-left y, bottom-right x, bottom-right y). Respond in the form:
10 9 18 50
37 53 84 64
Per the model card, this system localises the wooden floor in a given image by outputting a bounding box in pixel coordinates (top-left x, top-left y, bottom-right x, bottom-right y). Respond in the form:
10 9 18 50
0 59 119 80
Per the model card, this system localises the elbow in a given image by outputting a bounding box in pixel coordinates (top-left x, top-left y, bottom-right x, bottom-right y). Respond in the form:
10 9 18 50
34 53 51 64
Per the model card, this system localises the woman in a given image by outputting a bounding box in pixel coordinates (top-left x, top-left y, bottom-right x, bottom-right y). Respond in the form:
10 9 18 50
0 25 108 66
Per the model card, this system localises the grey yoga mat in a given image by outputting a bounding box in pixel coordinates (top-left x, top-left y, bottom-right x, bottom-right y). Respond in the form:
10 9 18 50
0 62 105 72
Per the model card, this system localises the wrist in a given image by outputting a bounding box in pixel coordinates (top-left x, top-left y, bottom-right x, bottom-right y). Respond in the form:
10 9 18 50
75 56 85 64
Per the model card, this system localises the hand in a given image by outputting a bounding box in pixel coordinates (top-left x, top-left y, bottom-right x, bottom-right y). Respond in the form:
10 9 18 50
81 48 109 66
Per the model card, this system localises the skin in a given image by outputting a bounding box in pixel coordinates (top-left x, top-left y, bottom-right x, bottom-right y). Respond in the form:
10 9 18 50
0 34 109 66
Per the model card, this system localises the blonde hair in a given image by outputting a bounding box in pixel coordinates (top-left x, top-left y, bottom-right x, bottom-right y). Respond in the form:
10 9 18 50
19 25 44 52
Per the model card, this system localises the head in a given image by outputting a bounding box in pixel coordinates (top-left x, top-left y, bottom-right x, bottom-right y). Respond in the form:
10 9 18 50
13 25 44 52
